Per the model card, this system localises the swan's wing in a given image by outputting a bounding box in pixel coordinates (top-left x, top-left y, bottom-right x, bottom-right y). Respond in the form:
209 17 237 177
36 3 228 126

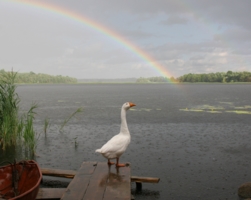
99 134 130 154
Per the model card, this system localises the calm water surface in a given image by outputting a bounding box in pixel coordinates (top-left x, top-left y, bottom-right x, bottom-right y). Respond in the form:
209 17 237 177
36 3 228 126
2 83 251 200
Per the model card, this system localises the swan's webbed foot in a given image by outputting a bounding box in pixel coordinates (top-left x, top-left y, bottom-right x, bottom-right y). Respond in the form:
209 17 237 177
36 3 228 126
107 159 115 165
116 163 126 167
115 158 129 167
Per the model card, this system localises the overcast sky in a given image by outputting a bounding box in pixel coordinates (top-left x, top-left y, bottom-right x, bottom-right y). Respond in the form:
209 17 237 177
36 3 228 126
1 0 251 79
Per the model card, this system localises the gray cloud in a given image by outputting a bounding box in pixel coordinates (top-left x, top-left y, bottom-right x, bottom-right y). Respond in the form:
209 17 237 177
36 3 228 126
161 16 188 25
0 0 251 79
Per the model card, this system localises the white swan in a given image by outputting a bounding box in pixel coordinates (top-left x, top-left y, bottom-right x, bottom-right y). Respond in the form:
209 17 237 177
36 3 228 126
96 102 136 167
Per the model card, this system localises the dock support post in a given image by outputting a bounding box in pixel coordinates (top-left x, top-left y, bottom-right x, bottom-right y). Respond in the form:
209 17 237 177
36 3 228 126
136 182 142 191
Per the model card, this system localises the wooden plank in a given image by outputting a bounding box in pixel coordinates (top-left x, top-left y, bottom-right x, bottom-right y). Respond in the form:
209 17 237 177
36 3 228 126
103 165 131 200
131 176 160 183
41 168 159 184
59 162 131 200
82 162 110 200
41 168 76 178
60 162 97 200
36 188 65 200
38 164 160 200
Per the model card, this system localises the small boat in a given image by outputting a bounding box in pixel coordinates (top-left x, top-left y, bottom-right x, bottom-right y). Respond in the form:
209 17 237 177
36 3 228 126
0 160 42 200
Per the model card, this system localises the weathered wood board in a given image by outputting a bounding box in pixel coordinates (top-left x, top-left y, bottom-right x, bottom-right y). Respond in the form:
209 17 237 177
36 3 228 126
60 162 131 200
41 168 159 183
41 168 76 178
36 188 65 200
38 162 160 199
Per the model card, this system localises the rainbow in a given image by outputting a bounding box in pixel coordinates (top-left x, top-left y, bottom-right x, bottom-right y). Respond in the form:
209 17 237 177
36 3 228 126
7 0 174 81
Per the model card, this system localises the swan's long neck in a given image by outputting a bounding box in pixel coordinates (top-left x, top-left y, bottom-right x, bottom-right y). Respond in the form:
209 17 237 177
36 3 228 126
120 107 129 134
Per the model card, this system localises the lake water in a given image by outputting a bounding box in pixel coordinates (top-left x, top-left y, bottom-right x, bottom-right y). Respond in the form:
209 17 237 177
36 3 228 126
2 83 251 200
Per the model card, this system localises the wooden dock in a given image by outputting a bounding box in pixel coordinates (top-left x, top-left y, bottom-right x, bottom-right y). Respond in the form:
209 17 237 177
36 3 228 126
38 161 131 200
37 161 160 200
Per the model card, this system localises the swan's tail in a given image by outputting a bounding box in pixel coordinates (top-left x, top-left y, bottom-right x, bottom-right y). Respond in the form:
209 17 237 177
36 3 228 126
95 149 102 153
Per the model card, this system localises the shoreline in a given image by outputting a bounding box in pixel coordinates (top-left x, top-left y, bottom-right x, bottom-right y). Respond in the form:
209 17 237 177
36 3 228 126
15 82 251 85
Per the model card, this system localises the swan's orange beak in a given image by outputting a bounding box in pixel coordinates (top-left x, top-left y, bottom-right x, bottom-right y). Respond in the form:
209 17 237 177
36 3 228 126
129 102 136 107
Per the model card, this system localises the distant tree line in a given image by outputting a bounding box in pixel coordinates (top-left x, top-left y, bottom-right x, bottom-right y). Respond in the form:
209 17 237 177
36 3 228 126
0 69 77 84
177 71 251 83
136 71 251 83
136 76 177 83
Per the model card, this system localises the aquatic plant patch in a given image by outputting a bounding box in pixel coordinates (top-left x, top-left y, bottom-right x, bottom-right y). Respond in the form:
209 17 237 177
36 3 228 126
179 104 251 115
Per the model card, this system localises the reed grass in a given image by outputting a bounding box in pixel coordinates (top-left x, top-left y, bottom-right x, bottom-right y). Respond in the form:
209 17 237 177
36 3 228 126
60 107 83 131
22 104 38 154
0 71 19 149
44 118 50 135
0 70 38 155
74 136 78 148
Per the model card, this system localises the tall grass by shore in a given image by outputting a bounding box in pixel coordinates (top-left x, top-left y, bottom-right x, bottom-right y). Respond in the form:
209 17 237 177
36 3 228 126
0 71 37 155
